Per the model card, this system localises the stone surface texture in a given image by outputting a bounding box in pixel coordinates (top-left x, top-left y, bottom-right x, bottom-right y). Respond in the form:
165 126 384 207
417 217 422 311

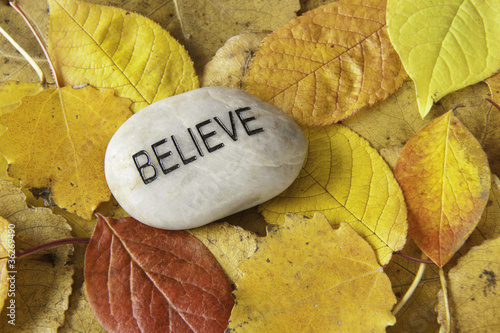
105 87 307 230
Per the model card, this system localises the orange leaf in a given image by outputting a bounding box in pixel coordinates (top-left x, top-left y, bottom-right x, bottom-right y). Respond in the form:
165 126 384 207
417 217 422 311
244 0 406 126
85 215 234 332
394 111 490 267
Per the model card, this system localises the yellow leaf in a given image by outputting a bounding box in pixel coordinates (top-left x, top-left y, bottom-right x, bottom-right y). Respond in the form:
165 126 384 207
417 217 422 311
0 216 11 312
202 32 269 89
0 86 133 219
188 223 258 283
244 0 406 126
260 124 407 265
394 111 491 267
60 285 106 333
228 213 396 332
175 0 300 72
437 236 500 332
0 179 73 331
387 0 500 118
48 0 198 112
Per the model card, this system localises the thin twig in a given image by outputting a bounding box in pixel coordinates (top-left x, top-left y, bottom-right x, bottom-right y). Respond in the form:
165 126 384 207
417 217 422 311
10 0 60 88
0 25 45 83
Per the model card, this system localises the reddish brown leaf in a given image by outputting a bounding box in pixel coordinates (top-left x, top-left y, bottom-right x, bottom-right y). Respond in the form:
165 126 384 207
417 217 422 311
85 215 234 332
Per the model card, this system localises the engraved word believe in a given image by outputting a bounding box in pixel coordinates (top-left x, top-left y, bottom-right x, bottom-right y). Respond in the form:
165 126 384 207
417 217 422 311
132 107 264 184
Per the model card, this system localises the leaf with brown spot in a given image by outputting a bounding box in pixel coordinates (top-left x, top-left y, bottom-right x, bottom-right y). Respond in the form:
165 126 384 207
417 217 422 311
85 215 234 332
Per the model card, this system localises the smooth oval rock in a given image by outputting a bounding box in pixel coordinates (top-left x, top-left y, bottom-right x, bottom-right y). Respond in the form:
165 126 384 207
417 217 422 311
105 87 307 230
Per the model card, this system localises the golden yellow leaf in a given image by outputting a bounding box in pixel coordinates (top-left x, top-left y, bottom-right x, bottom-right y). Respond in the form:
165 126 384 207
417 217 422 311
175 0 300 73
48 0 198 112
0 86 133 219
60 285 107 333
0 216 11 312
0 0 51 84
260 124 407 265
387 0 500 118
244 0 406 126
394 111 491 267
202 32 269 88
437 236 500 332
188 223 258 283
0 179 73 331
228 213 396 332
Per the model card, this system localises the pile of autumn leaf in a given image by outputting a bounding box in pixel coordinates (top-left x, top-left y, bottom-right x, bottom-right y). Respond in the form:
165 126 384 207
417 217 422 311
0 0 499 332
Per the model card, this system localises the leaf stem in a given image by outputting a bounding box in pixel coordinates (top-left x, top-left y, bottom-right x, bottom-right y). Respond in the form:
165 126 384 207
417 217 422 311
10 0 60 88
394 251 435 264
0 25 45 84
439 267 451 333
15 237 90 259
392 261 426 315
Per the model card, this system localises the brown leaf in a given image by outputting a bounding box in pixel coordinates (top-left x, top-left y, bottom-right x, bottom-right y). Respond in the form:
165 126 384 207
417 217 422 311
85 215 234 332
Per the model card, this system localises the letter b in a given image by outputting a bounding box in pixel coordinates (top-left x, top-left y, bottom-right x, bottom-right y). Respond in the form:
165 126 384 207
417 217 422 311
132 151 157 184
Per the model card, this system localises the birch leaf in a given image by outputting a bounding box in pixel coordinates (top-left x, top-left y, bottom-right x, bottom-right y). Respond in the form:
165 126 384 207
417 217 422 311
245 0 406 125
48 0 198 112
0 179 73 332
0 86 132 219
228 213 396 332
175 0 300 73
394 111 491 267
387 0 500 117
260 124 407 265
437 236 500 332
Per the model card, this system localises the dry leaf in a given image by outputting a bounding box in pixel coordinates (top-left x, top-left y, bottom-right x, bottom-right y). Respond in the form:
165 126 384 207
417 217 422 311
188 223 258 283
300 0 339 13
260 124 407 265
0 216 11 312
48 0 198 112
0 0 51 83
387 0 500 117
228 213 396 332
394 111 491 267
85 215 234 332
202 32 269 88
60 285 106 333
175 0 300 73
485 72 500 104
0 179 73 332
0 86 132 219
437 236 500 332
244 0 406 125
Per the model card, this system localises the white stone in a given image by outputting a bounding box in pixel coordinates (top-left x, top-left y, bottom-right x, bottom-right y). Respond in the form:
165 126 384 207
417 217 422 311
105 87 307 230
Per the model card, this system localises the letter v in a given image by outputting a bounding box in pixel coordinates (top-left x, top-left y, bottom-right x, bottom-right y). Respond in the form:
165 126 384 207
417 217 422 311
214 111 237 141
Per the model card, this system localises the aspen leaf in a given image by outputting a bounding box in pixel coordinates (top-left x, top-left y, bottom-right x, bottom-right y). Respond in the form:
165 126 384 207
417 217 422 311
175 0 300 72
394 111 491 267
85 215 234 333
48 0 198 112
188 223 258 283
0 86 133 219
244 0 406 126
387 0 500 118
202 32 269 89
0 216 10 311
0 179 73 332
437 236 500 332
228 213 396 332
260 124 407 265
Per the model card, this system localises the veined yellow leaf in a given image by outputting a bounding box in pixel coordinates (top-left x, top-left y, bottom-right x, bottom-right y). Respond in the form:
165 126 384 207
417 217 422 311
245 0 406 126
0 86 133 219
48 0 198 112
0 216 11 312
260 124 407 265
394 111 491 267
228 213 396 332
387 0 500 117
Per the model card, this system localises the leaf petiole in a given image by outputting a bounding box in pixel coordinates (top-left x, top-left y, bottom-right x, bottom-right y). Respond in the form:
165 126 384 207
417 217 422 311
10 0 60 88
14 237 90 259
